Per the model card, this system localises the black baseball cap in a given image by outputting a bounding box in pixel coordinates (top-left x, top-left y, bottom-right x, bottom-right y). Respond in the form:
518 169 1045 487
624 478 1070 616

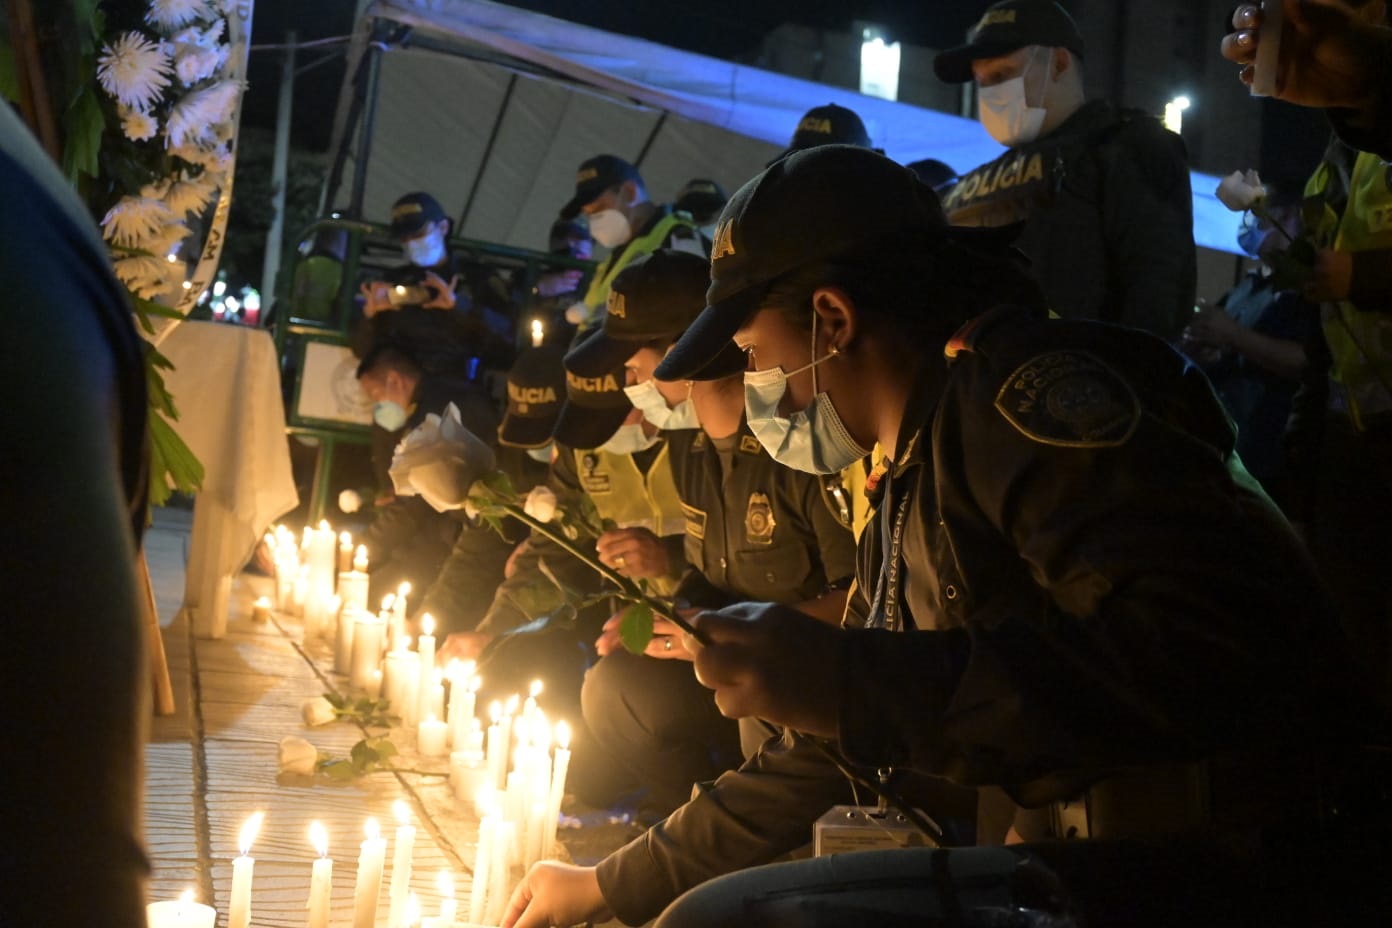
389 192 448 238
934 0 1085 84
551 327 633 449
560 155 641 221
655 145 956 382
769 103 872 165
674 179 728 225
563 250 746 381
498 344 567 449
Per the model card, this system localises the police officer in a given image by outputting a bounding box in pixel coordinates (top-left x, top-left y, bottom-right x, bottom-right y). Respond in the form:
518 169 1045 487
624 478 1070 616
500 147 1386 928
563 250 858 817
934 0 1195 339
559 155 706 329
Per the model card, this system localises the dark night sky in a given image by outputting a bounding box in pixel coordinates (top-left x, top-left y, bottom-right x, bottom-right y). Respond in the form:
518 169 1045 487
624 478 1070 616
243 1 989 151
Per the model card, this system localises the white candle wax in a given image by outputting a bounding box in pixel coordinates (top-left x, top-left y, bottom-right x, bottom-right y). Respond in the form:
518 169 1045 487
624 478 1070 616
336 604 361 676
450 751 490 802
417 715 449 757
251 596 272 623
382 647 419 717
338 531 354 573
307 822 333 928
227 811 263 928
485 704 506 791
429 677 445 723
147 891 216 928
353 544 369 573
338 570 371 616
467 814 494 926
352 819 387 928
546 723 572 861
349 615 386 690
415 616 437 727
484 819 515 926
387 801 416 928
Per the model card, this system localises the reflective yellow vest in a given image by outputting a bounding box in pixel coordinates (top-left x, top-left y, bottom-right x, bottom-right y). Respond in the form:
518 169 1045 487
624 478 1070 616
1306 149 1392 429
580 211 701 319
571 443 685 594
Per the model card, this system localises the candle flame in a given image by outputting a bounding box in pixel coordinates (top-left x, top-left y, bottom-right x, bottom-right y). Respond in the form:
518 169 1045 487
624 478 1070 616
339 531 352 545
319 519 331 531
404 892 421 926
446 658 461 679
529 679 543 698
422 613 435 637
557 720 572 750
505 694 520 715
254 596 271 608
470 675 482 692
489 700 502 723
397 581 412 597
382 593 396 611
394 799 411 826
437 869 454 896
238 810 265 855
365 817 380 841
179 888 195 909
310 821 329 857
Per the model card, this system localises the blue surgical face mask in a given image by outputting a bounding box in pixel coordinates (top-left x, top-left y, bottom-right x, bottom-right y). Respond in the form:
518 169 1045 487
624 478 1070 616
744 322 868 475
1236 212 1269 258
373 400 408 431
403 228 447 267
525 443 554 463
598 422 659 456
624 379 699 431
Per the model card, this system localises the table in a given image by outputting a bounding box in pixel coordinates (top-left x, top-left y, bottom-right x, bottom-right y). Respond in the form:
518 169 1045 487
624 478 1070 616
161 321 299 638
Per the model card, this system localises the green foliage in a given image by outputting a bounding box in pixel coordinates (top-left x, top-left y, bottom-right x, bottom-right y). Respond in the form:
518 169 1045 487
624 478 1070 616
619 601 655 655
323 692 397 728
318 736 399 781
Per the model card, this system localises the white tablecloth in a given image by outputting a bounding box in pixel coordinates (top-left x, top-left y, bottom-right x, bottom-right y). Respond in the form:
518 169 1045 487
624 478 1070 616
161 322 299 637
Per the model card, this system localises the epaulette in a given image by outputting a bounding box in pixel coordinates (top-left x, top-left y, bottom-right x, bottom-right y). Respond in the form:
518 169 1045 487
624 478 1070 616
944 304 1034 360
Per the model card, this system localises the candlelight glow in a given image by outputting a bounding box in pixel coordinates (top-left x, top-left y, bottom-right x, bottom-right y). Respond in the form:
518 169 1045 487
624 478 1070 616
447 658 461 680
339 531 352 546
318 519 331 532
365 817 381 841
397 581 412 597
505 694 519 716
310 821 328 857
382 593 396 612
470 675 482 693
238 810 265 855
179 888 195 909
529 679 543 699
437 869 454 897
489 701 502 723
422 613 435 637
404 892 421 926
394 799 411 826
557 720 571 750
254 596 271 608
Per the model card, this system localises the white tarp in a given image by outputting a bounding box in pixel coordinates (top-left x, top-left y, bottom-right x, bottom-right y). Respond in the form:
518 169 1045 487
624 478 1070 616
327 0 1241 255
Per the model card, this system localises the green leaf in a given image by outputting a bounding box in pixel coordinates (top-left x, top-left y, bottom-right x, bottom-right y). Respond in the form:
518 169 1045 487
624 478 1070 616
61 84 106 182
618 602 655 655
349 739 378 772
480 469 516 497
319 760 356 781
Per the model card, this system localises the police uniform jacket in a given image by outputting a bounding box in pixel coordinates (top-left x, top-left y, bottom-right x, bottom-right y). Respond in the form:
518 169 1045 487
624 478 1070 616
666 425 856 607
942 100 1195 339
594 306 1368 927
477 438 688 636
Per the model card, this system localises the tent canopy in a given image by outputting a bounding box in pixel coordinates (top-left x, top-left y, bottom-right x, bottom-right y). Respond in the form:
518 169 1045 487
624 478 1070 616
326 0 1241 255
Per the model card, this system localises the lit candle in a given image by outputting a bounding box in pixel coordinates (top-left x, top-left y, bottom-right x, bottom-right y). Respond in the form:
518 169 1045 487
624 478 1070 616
307 822 333 928
415 615 437 728
380 594 398 655
485 818 515 926
485 701 506 791
446 662 477 749
227 810 265 928
292 564 309 616
251 596 272 623
428 669 446 721
393 581 411 628
349 612 386 691
146 889 216 928
450 748 489 801
336 604 361 675
468 798 497 925
354 544 369 573
338 531 354 573
436 870 457 925
417 713 449 757
530 318 544 347
403 892 421 928
387 800 416 928
352 818 387 928
383 637 420 719
546 721 572 860
523 679 543 723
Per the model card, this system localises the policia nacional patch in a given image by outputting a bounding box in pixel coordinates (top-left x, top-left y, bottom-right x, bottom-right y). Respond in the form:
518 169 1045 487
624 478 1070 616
994 350 1140 447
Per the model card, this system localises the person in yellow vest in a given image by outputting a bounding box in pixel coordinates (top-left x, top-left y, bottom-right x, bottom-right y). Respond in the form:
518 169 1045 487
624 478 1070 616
1287 133 1392 706
559 154 707 329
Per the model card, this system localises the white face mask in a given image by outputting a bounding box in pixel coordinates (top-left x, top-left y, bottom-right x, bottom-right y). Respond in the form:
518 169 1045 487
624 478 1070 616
525 443 555 463
588 209 632 248
598 422 660 455
403 227 448 267
624 380 699 431
977 49 1049 147
743 320 869 475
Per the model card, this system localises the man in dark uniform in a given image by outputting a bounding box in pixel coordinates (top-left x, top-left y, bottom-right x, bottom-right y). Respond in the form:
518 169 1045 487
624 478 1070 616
500 147 1386 928
356 343 502 608
562 251 858 818
935 0 1195 339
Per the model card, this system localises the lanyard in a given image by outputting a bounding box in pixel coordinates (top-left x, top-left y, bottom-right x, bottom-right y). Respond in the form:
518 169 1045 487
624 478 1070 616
869 471 913 631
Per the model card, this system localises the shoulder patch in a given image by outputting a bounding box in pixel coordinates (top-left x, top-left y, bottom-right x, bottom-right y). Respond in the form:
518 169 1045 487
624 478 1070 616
994 350 1140 447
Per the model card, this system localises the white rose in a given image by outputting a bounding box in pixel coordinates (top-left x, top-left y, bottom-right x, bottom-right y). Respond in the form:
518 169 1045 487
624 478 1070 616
1215 169 1266 212
301 696 337 727
278 735 319 775
523 485 559 523
564 300 592 325
338 489 362 514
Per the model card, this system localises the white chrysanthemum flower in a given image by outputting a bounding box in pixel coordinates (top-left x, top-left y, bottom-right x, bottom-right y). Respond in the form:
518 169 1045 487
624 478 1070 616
175 46 222 85
113 255 175 299
146 222 193 258
140 178 173 200
165 176 217 216
147 0 210 30
120 108 159 142
166 79 243 148
101 195 177 247
97 32 173 112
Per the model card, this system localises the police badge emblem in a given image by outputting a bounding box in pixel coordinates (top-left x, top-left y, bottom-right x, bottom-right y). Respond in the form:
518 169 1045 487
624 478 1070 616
745 492 776 545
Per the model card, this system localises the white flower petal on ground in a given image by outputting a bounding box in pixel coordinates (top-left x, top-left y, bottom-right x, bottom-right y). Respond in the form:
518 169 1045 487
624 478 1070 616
278 735 320 775
301 697 338 728
101 195 177 247
120 108 160 142
338 489 362 514
97 32 173 112
1215 169 1266 212
147 0 211 30
165 79 243 149
523 485 559 523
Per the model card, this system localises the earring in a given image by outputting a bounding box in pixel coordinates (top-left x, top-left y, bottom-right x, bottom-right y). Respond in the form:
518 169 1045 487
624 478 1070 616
829 344 841 356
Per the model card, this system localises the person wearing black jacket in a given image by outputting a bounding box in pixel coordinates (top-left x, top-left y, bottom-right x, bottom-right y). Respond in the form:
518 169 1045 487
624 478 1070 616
499 146 1388 928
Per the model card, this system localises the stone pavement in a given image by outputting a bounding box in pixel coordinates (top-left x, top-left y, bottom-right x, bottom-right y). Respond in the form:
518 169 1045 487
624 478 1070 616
142 507 636 926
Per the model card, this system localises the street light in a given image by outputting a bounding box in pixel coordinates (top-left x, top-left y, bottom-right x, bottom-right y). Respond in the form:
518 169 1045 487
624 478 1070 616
860 28 900 102
1163 95 1190 134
